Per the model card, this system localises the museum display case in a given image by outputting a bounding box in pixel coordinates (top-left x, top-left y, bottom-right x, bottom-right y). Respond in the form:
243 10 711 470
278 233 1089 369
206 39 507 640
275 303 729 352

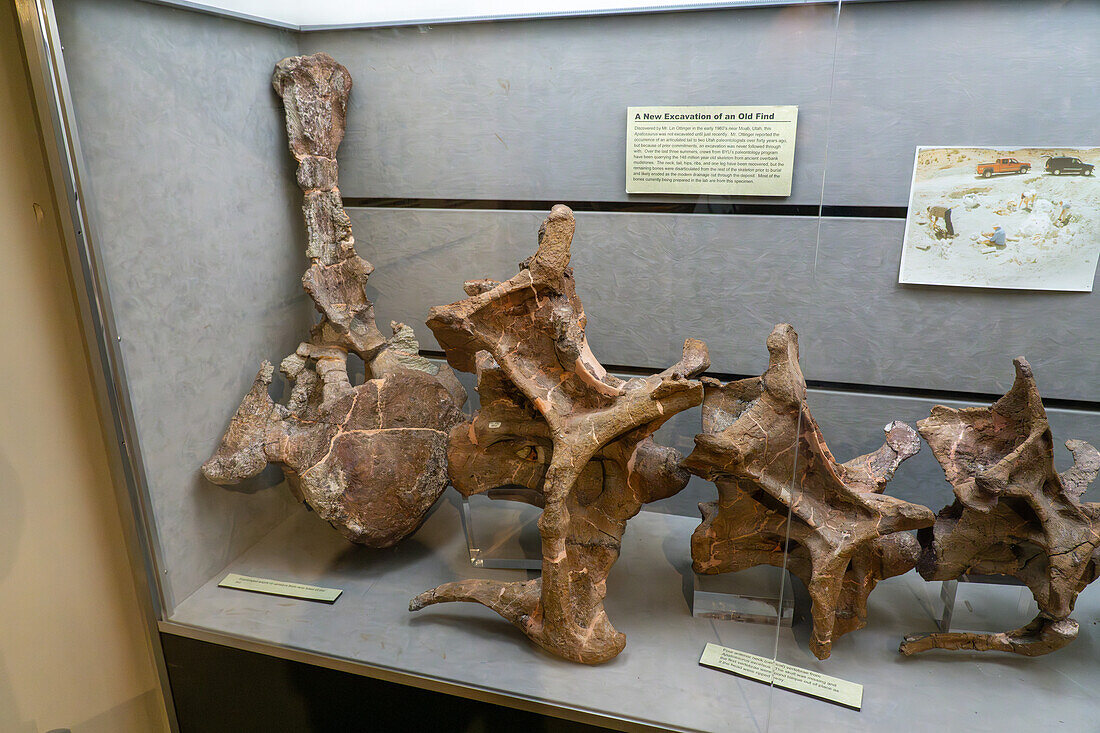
16 0 1099 729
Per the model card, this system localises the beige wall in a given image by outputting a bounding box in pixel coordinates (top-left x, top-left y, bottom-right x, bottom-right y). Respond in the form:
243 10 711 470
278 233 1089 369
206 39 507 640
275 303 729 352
0 5 169 732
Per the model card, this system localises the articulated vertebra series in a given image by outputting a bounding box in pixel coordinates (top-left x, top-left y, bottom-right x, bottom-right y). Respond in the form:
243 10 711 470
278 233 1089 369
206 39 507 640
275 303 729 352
201 52 1098 665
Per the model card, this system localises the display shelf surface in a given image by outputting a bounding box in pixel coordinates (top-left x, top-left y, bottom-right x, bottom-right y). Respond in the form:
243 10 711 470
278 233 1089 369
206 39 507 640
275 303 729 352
167 497 1100 732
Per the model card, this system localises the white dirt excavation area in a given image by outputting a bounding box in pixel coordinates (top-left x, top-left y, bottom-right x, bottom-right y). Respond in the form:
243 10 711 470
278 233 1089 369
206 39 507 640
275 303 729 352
899 146 1100 291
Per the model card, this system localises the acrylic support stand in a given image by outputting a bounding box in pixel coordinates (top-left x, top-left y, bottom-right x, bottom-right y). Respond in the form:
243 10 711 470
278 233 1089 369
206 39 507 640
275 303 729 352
460 490 543 570
692 566 795 626
937 573 1039 633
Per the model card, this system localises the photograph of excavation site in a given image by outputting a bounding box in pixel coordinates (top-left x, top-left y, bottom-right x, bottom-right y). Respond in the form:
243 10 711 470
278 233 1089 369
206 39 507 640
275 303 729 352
899 146 1100 291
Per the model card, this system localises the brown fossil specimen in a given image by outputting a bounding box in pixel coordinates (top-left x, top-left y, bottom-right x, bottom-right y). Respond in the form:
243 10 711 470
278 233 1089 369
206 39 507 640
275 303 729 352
900 358 1100 656
409 205 709 664
683 324 935 660
202 53 465 547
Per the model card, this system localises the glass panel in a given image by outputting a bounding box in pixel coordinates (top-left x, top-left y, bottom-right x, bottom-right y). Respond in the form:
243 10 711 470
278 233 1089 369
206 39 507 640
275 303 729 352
460 491 543 570
693 566 794 626
770 1 1100 731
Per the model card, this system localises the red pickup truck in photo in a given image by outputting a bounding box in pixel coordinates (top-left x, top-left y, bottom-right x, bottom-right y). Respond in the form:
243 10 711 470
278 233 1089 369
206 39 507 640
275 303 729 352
975 158 1031 177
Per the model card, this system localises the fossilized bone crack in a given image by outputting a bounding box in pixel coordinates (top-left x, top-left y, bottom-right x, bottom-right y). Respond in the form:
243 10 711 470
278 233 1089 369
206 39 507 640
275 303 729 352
202 53 465 547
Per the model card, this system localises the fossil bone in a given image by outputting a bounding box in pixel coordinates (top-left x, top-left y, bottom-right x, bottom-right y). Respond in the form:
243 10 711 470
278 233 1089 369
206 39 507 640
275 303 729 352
900 358 1100 656
409 205 709 664
683 324 934 660
202 53 465 547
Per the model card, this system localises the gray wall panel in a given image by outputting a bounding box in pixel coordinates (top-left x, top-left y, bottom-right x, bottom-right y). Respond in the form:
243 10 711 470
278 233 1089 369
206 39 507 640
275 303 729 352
301 5 839 204
298 1 1100 208
56 0 305 609
825 0 1100 207
812 217 1099 400
351 208 1099 401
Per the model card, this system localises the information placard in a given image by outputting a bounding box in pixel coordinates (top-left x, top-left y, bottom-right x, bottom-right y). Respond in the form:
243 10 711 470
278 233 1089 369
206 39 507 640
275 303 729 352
219 573 343 603
699 642 863 710
627 106 798 196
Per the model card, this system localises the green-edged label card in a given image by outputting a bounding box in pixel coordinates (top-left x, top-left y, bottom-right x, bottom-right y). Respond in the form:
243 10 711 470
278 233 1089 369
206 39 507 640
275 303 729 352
699 643 863 710
218 573 343 604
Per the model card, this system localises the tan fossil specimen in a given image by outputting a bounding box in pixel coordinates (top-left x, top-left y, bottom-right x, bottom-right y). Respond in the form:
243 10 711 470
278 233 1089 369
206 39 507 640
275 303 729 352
683 324 935 660
900 357 1100 656
409 205 709 664
202 53 465 547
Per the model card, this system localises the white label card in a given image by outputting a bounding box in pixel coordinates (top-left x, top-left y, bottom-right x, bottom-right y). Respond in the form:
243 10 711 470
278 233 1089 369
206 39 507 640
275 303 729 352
699 642 863 711
626 106 798 196
218 573 343 604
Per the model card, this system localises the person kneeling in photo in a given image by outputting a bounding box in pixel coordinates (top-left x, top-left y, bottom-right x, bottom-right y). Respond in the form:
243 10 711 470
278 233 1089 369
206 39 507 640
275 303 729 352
979 225 1006 249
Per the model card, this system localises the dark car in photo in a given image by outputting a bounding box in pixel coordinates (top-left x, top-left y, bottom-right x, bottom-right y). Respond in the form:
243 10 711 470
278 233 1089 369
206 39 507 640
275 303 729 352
1045 156 1095 176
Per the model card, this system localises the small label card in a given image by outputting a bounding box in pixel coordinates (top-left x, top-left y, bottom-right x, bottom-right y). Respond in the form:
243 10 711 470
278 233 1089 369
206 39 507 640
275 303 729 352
626 106 798 196
218 573 343 604
699 643 863 710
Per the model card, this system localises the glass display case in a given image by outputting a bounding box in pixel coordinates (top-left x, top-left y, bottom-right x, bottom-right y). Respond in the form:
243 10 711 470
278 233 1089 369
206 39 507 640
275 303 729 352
18 0 1100 729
